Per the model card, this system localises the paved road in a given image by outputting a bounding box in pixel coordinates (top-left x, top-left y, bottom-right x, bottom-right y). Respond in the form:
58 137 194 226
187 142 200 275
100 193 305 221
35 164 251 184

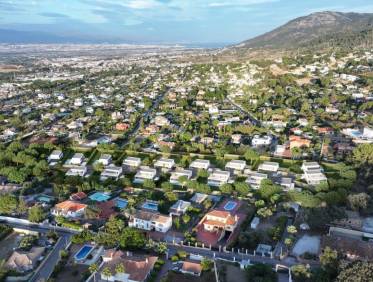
30 234 71 282
2 220 76 282
226 96 261 127
167 244 320 269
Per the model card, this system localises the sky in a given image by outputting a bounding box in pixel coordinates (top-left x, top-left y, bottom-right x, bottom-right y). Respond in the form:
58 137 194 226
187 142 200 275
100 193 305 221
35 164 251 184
1 0 373 45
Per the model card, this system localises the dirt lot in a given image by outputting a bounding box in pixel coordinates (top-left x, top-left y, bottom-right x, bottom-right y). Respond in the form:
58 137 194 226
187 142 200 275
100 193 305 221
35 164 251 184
216 261 246 282
54 264 89 282
164 271 215 282
0 232 21 260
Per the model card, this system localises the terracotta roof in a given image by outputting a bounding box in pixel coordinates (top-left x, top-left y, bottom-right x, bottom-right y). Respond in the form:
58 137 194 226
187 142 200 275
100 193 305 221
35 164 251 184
70 191 87 201
182 261 202 274
55 200 87 212
102 251 158 282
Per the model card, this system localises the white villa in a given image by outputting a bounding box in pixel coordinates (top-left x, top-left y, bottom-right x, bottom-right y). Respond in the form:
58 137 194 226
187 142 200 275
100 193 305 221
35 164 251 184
207 170 230 187
96 154 112 166
66 166 87 177
189 159 210 170
100 165 123 181
48 150 63 164
169 200 191 216
246 172 268 189
225 160 246 174
134 167 158 184
258 161 280 173
301 162 327 185
154 158 175 170
128 210 172 233
123 157 142 170
70 153 85 165
169 169 193 186
251 135 272 147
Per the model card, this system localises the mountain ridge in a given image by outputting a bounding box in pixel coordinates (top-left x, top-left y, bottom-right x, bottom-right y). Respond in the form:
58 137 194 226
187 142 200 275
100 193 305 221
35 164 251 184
235 11 373 50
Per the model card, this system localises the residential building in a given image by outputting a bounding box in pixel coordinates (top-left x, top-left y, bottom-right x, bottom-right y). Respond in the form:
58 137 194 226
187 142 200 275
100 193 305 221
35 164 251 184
66 166 87 177
190 193 208 204
225 160 246 174
48 150 63 163
128 210 172 233
207 170 230 187
70 153 85 165
169 169 193 186
96 154 112 166
154 158 175 170
6 247 45 273
301 162 327 185
200 210 238 241
52 200 87 218
251 135 272 147
189 159 210 170
181 261 202 276
100 165 123 181
169 200 191 216
134 167 157 184
258 161 279 173
70 191 87 201
101 250 158 282
246 172 267 189
123 157 141 171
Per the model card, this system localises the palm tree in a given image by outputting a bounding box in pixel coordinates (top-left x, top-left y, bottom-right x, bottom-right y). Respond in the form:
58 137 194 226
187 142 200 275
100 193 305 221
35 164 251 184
102 266 112 282
115 263 126 276
88 263 98 282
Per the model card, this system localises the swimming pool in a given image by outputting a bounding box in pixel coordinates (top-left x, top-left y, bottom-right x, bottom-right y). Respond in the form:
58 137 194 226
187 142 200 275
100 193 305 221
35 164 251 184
141 201 158 211
224 201 237 211
116 198 128 209
74 245 94 261
89 192 111 202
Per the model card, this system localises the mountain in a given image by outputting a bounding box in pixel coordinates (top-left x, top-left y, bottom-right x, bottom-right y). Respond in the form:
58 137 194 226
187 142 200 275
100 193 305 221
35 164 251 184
236 11 373 50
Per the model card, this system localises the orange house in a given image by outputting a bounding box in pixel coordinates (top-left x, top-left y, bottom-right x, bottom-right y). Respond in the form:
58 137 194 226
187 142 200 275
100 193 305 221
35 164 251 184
289 135 311 149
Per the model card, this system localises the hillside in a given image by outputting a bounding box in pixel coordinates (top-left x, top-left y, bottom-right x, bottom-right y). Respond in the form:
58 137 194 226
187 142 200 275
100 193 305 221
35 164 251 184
235 11 373 50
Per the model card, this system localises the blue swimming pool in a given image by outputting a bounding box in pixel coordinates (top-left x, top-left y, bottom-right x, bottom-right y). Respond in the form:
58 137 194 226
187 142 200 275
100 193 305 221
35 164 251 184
142 201 158 211
89 192 111 202
116 198 128 209
74 245 94 261
224 201 237 211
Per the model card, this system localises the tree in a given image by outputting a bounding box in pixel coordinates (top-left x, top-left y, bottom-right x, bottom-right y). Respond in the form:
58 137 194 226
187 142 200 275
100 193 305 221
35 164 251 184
143 179 156 189
220 183 233 194
244 149 259 164
234 182 250 196
28 205 46 223
178 176 188 188
246 263 277 282
89 263 99 282
319 247 339 279
287 225 297 234
155 242 168 254
0 194 18 215
102 266 112 281
291 264 312 282
336 261 373 282
115 263 126 275
201 259 213 271
257 207 273 218
18 198 28 215
352 144 373 167
119 228 146 250
347 193 370 212
161 182 173 192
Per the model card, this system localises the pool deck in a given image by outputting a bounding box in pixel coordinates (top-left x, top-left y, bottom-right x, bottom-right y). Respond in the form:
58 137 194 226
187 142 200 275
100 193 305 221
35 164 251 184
217 199 241 214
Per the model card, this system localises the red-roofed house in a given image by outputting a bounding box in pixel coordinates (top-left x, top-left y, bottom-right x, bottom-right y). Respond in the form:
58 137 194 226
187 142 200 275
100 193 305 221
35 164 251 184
51 200 87 219
70 192 87 201
100 249 158 282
